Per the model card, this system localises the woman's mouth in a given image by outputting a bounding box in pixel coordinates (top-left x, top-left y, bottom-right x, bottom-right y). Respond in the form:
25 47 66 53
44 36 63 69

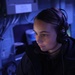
39 45 45 48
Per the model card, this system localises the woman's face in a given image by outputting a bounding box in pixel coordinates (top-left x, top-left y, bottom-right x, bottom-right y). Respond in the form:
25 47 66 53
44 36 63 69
34 19 58 52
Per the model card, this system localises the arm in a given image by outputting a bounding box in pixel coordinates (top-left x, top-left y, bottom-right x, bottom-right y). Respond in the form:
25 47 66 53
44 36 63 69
16 53 32 75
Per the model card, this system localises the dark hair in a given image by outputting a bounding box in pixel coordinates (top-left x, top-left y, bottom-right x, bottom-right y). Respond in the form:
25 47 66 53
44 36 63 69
34 7 69 43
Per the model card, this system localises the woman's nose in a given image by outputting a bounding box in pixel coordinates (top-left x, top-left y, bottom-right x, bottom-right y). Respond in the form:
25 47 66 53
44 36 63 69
36 35 43 44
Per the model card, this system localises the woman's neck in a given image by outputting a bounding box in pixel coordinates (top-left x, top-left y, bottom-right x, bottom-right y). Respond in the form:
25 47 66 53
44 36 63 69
48 43 62 57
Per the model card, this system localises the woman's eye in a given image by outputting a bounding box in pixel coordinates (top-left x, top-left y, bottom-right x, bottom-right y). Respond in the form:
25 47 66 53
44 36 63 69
41 34 48 37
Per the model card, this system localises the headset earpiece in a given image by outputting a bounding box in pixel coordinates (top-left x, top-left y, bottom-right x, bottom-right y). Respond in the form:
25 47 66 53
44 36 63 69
51 8 69 43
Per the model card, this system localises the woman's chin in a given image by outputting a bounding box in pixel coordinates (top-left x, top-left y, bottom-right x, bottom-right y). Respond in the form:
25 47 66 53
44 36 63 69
40 47 47 52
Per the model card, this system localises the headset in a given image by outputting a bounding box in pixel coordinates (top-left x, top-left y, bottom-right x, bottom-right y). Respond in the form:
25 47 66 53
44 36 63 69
50 8 69 43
